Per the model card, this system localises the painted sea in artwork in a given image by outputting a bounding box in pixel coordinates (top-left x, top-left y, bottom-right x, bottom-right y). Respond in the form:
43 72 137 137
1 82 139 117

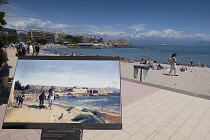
53 93 121 111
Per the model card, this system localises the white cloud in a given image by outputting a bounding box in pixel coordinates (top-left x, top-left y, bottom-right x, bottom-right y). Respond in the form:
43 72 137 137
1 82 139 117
195 34 210 40
130 29 210 41
129 24 146 32
5 18 75 31
102 25 113 29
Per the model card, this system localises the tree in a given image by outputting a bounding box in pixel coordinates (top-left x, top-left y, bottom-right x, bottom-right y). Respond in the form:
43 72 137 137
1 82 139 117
25 84 30 90
97 38 103 43
0 32 7 42
64 35 73 44
0 32 18 44
0 2 7 29
36 39 48 45
14 80 22 90
65 35 74 41
21 36 29 42
58 40 63 45
72 36 83 44
64 35 83 44
7 34 18 43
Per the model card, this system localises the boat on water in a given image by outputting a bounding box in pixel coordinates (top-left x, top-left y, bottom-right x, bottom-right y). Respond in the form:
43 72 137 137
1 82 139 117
163 44 167 46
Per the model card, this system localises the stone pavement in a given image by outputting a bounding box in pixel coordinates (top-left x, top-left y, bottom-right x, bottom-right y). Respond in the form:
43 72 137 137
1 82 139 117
1 79 210 140
1 48 210 140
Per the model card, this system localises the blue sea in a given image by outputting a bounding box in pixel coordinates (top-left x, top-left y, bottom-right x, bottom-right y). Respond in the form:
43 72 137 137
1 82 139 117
53 93 121 111
43 45 210 66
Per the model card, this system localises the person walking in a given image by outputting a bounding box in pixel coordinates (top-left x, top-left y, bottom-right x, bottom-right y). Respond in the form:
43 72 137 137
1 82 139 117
34 42 40 56
17 43 22 56
27 41 34 56
16 94 20 103
48 93 54 110
48 86 55 109
40 86 45 94
39 89 46 108
0 41 12 88
21 44 26 56
169 53 178 76
18 92 25 108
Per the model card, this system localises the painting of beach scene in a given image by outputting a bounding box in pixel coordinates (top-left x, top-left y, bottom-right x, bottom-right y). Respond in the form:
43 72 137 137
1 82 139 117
3 58 121 128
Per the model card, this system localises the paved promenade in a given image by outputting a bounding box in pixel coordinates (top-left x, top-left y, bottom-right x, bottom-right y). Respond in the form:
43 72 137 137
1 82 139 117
1 48 210 140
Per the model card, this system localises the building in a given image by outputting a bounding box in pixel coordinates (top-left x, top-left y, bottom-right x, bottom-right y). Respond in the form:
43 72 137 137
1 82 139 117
54 32 66 43
27 29 55 43
82 37 95 43
45 31 55 43
16 30 28 41
27 29 45 41
0 28 17 35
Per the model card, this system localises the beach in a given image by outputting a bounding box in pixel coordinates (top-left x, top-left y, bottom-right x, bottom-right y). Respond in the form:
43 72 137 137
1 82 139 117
5 100 73 123
121 62 210 96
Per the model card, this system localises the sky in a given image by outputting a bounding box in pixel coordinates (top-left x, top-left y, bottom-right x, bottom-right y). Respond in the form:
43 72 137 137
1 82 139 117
1 0 210 44
14 60 120 89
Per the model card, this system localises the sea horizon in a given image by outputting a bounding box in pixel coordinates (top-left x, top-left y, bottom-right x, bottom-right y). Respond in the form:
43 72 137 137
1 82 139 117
43 45 210 66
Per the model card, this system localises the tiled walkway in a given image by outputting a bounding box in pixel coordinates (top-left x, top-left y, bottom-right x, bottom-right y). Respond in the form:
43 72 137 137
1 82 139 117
1 79 210 140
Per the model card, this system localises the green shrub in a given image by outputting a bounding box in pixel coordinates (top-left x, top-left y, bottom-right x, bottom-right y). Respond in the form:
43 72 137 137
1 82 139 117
81 108 101 117
72 114 102 123
72 114 92 121
92 111 101 117
66 106 74 111
81 108 90 112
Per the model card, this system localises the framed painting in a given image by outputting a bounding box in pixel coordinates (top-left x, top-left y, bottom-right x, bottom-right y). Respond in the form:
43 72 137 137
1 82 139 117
2 56 122 129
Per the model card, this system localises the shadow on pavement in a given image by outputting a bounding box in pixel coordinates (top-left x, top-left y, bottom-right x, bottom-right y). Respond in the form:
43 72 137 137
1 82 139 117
0 77 13 106
0 86 11 105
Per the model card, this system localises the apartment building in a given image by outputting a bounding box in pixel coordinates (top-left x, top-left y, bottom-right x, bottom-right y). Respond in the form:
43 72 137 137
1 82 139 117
0 28 17 35
16 30 28 41
45 31 55 43
54 32 67 43
27 29 55 43
27 29 45 41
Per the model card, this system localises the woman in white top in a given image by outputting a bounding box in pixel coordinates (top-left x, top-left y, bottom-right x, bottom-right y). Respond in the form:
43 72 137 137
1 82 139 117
169 53 178 76
27 41 34 56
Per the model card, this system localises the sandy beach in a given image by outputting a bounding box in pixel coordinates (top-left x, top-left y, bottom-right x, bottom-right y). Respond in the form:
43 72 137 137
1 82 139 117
121 62 210 96
5 100 73 123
